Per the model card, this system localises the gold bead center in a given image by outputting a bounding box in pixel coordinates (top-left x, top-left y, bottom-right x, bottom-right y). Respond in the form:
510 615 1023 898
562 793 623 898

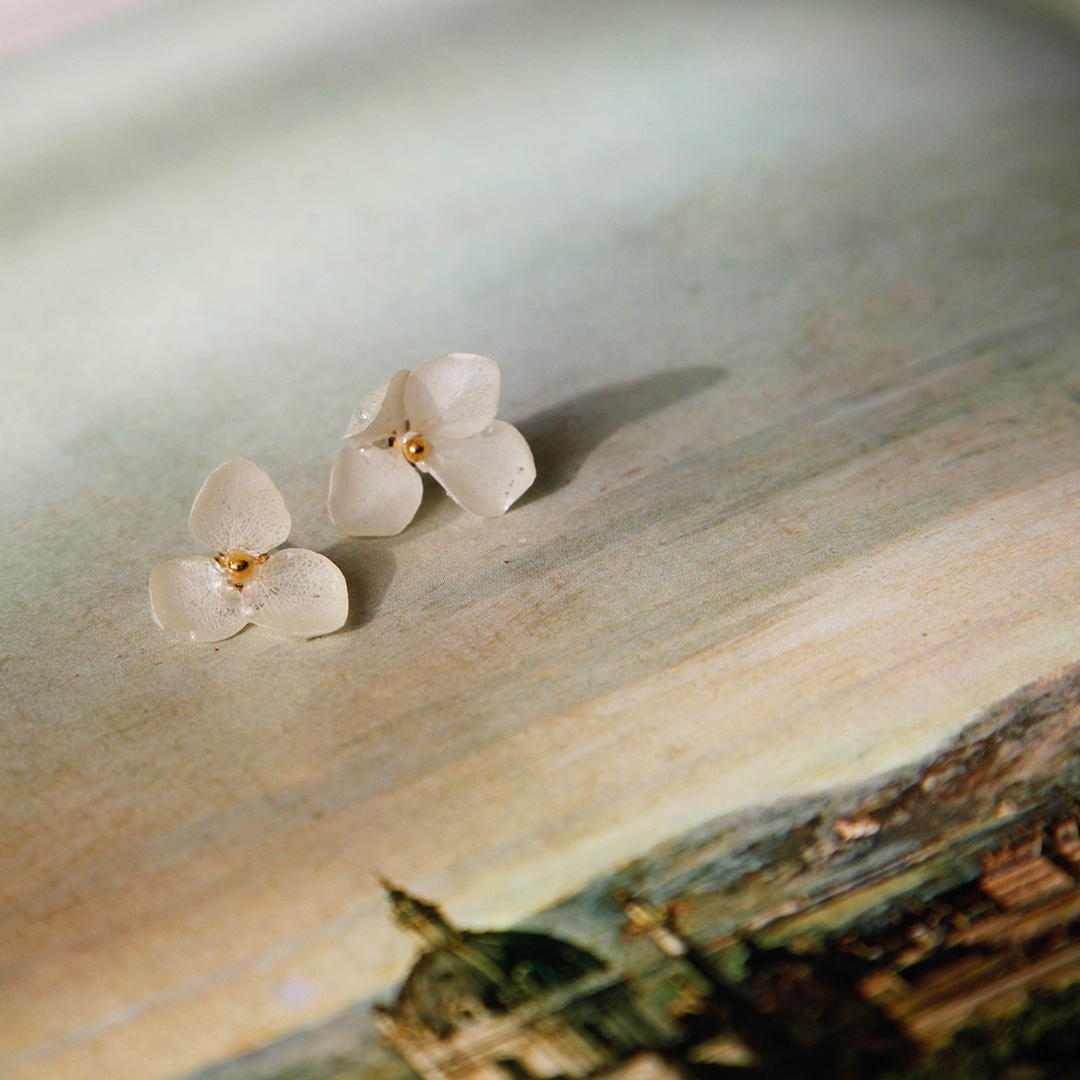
402 435 428 463
217 550 265 586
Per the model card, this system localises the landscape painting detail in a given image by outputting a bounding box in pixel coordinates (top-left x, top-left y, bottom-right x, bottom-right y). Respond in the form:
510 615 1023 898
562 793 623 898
196 666 1080 1080
5 2 1080 1080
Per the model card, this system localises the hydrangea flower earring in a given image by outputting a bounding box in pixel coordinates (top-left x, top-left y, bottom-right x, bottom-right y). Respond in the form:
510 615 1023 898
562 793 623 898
327 353 536 537
150 458 349 641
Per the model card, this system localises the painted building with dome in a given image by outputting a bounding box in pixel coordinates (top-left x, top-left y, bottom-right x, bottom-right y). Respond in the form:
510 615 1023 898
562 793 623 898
371 884 718 1080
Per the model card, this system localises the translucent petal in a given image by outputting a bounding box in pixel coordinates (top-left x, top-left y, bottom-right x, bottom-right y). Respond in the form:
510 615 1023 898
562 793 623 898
343 369 409 442
242 548 349 637
149 556 249 642
425 420 536 517
404 353 500 439
327 444 423 536
188 458 291 553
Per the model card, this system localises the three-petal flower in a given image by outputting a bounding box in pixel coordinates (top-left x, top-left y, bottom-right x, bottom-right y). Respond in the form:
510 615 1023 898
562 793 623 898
150 458 349 641
327 353 536 536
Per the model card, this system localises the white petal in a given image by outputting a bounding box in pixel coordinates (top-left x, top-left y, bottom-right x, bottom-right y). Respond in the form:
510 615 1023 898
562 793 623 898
425 420 536 517
188 458 291 553
404 353 500 439
343 369 409 441
149 556 249 642
242 549 349 637
327 444 423 536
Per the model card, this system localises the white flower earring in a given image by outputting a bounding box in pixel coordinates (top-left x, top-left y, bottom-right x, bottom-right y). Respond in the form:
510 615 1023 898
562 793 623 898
327 353 536 537
150 457 349 641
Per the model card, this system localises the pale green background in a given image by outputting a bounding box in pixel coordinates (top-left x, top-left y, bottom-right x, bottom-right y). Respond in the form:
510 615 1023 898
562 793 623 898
3 1 1080 1078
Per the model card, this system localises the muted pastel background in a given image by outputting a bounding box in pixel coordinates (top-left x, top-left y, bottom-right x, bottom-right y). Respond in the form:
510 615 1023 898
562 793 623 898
4 1 1080 1078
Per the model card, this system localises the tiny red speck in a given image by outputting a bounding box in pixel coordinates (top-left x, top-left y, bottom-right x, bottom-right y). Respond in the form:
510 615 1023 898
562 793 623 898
75 673 80 677
214 648 220 652
504 560 510 564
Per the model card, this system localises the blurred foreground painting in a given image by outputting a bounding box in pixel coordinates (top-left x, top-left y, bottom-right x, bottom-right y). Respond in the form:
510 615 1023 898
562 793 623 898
196 665 1080 1080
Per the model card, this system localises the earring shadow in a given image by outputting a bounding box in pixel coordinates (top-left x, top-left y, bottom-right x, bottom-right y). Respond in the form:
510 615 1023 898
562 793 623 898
515 365 727 501
324 539 397 631
322 366 728 560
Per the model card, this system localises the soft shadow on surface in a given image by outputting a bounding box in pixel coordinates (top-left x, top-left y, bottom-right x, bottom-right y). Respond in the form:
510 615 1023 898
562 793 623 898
325 367 726 560
408 471 461 528
516 365 727 500
324 540 396 631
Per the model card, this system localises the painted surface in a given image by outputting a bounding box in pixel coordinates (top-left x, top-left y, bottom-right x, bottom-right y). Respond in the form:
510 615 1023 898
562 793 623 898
0 0 164 57
2 1 1080 1079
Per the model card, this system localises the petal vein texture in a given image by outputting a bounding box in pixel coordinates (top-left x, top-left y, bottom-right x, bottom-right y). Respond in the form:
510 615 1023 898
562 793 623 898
426 420 536 517
328 444 424 537
343 369 409 442
405 353 500 439
188 458 291 553
148 556 248 642
243 549 349 637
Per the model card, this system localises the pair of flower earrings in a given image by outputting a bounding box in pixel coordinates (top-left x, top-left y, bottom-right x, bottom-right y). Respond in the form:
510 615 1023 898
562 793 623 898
149 354 536 642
